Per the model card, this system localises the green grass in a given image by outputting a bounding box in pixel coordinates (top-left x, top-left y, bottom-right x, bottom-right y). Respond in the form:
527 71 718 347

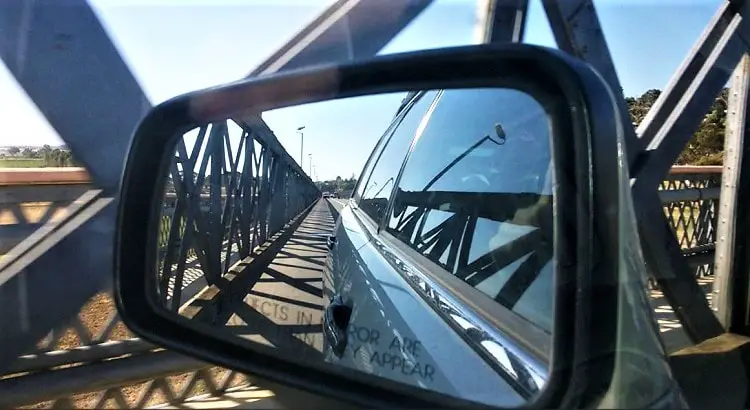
0 158 46 167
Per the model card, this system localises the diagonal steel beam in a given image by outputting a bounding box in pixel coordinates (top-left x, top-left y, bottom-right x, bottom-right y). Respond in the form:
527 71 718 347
626 1 750 342
713 53 750 332
392 0 526 118
636 2 744 155
0 0 150 366
0 0 151 193
247 0 433 77
0 0 413 368
541 0 728 343
476 0 529 44
632 13 750 345
541 0 639 163
239 0 434 151
631 1 750 186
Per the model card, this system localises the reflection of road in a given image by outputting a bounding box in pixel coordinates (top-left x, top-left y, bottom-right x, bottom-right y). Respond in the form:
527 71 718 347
183 200 337 362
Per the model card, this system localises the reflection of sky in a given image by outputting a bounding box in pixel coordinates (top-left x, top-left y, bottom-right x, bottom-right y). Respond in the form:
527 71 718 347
484 221 537 262
397 88 552 195
513 261 554 333
178 121 255 176
473 254 532 298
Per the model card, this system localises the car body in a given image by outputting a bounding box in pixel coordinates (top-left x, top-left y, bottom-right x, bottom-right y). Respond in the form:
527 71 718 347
321 88 556 407
322 191 331 198
321 87 676 407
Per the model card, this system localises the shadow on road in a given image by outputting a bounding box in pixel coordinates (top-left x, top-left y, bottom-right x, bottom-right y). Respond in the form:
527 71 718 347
175 200 337 364
649 277 714 354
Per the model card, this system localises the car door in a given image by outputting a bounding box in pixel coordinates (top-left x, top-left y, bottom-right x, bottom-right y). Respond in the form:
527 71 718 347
321 91 434 308
322 90 438 354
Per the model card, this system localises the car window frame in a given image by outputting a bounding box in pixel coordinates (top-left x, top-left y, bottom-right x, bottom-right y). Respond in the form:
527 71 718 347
352 90 440 233
375 89 443 233
351 91 428 207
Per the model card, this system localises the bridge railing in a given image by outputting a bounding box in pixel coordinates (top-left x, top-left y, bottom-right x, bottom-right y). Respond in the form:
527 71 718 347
0 117 319 409
0 164 716 408
658 166 722 277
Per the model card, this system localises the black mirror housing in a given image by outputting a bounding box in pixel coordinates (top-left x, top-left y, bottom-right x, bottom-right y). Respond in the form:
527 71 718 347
114 44 640 408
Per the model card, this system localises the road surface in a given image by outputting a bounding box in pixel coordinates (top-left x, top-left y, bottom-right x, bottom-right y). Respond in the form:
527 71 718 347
180 199 338 360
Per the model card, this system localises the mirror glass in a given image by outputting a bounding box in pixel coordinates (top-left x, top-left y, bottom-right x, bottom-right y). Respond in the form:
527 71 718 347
154 88 555 407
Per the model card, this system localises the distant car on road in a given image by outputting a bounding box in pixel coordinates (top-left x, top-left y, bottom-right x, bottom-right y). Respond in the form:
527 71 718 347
322 191 331 198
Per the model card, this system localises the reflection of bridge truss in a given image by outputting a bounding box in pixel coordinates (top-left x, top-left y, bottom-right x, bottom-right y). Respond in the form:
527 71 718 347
382 124 552 310
388 190 552 309
158 119 318 310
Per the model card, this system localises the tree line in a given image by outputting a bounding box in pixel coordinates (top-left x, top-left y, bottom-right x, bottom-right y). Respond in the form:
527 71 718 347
626 88 727 165
3 92 726 169
315 175 357 195
3 144 79 167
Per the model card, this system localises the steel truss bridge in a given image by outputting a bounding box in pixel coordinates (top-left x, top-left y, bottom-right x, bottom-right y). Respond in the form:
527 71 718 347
0 0 747 407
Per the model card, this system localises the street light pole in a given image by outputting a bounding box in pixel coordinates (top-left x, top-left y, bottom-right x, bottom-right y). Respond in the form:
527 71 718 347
308 153 312 176
296 126 305 168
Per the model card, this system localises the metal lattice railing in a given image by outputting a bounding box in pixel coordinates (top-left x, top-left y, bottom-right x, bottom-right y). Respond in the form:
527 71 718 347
658 166 722 278
4 291 252 409
0 163 719 408
156 118 319 310
0 116 318 409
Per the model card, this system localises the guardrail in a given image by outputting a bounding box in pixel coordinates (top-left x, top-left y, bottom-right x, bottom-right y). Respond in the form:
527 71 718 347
0 164 719 408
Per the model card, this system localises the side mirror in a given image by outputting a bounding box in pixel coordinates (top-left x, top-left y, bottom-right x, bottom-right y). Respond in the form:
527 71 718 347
114 44 675 408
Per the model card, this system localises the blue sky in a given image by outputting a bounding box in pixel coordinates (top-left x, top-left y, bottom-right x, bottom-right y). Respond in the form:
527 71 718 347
0 0 724 181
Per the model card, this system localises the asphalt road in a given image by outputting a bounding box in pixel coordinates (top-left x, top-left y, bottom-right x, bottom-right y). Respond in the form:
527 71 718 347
179 200 337 359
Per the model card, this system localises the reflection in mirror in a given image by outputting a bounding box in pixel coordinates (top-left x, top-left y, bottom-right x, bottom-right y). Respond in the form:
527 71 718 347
153 88 555 407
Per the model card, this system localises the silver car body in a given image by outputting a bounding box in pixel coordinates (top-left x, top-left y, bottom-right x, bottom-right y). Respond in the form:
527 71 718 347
321 88 555 406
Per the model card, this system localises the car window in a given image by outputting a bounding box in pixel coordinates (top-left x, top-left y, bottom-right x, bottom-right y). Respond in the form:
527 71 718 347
358 90 439 223
385 88 554 333
353 118 398 203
